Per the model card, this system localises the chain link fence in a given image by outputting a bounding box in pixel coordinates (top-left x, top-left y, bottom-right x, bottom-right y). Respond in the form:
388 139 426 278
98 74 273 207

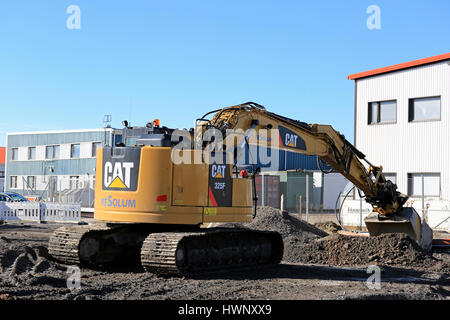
336 175 450 233
19 175 95 209
255 171 348 223
256 171 450 233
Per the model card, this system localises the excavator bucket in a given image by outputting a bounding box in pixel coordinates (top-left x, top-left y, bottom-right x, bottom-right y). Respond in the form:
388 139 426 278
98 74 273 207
364 207 433 251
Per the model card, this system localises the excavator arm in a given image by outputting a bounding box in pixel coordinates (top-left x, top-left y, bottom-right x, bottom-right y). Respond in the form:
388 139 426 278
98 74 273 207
197 101 407 219
196 102 434 249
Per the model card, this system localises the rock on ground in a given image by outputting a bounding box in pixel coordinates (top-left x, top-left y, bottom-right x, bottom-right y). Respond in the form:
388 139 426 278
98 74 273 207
314 221 342 234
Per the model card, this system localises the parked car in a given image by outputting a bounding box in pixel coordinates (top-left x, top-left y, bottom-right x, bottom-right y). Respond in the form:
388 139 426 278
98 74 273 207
0 192 29 202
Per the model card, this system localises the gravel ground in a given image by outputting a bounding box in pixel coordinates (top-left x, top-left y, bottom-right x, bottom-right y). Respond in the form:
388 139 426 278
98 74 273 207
0 208 449 300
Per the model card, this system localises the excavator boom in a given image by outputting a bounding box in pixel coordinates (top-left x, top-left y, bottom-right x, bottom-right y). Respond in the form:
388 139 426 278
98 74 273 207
197 102 430 247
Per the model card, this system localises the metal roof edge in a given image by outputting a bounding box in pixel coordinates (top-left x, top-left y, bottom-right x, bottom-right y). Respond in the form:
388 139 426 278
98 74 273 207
6 128 118 136
347 53 450 80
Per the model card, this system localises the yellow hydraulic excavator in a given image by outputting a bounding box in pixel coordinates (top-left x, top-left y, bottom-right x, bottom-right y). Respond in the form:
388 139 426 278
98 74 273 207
48 102 431 275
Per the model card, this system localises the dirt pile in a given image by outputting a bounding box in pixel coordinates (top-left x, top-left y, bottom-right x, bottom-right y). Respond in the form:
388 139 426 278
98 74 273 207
291 233 450 272
0 236 67 287
223 206 328 262
242 207 328 238
226 207 449 273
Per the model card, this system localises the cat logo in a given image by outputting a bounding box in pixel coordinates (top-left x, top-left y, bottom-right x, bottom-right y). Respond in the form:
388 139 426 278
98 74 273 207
285 133 299 147
278 125 306 151
211 164 226 179
104 162 134 189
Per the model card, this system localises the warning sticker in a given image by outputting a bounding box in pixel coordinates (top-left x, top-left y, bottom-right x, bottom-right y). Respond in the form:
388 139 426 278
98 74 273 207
204 207 217 216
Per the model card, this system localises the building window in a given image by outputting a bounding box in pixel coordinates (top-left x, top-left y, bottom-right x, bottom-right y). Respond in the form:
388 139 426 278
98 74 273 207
70 176 80 189
26 176 36 190
384 173 397 185
114 134 123 146
126 137 137 146
92 142 102 157
46 145 60 159
408 96 441 122
0 171 4 178
10 176 17 189
407 173 440 197
28 147 36 160
71 144 80 158
11 148 18 161
368 100 397 124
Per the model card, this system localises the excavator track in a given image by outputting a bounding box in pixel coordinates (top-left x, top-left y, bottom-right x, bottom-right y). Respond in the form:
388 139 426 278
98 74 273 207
48 224 148 266
141 228 283 276
48 224 111 265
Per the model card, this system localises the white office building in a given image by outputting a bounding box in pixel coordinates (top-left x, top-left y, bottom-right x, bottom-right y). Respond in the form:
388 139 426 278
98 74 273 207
345 53 450 231
5 128 122 204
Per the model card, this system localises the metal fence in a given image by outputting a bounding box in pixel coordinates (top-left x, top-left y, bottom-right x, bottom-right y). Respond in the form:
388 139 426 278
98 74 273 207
19 175 95 209
0 201 81 223
256 171 350 221
337 176 450 233
0 202 41 222
256 171 450 232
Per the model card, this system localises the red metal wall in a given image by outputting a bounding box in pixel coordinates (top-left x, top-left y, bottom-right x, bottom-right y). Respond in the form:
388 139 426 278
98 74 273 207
255 175 280 209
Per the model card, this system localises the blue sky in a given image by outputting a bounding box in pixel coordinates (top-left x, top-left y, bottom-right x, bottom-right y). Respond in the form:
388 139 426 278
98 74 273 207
0 0 449 145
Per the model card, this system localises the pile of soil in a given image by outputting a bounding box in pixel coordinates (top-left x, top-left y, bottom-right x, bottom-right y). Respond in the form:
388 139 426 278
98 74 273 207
227 207 449 273
223 206 328 262
293 233 450 272
0 235 67 288
240 207 328 238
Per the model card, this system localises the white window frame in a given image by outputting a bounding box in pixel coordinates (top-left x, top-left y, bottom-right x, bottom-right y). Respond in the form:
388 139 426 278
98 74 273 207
368 100 397 125
28 147 36 160
407 173 441 197
11 148 18 161
383 173 397 185
408 96 441 122
46 145 60 159
10 176 18 189
71 144 80 158
91 142 102 158
70 176 80 189
26 176 36 190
